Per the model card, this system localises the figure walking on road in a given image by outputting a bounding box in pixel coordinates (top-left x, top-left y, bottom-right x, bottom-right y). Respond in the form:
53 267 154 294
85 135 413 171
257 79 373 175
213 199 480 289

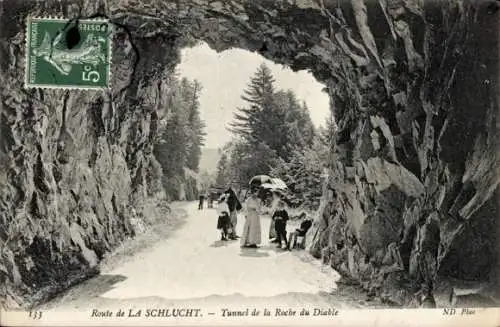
226 187 242 240
240 187 262 248
198 193 205 210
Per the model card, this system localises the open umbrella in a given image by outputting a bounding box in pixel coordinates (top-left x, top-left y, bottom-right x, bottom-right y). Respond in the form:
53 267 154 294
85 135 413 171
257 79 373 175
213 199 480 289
260 183 275 189
249 175 272 187
271 178 288 189
260 177 287 190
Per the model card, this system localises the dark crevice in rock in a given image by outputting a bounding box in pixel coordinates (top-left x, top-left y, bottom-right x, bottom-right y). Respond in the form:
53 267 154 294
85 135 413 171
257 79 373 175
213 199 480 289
89 98 106 137
88 145 98 168
33 155 49 195
52 166 62 185
69 189 79 204
0 112 15 155
29 192 40 219
111 194 118 213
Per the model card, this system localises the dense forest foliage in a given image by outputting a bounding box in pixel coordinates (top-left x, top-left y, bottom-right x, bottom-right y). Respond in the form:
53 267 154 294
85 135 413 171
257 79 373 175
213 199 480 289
154 74 206 201
153 64 334 208
216 64 333 210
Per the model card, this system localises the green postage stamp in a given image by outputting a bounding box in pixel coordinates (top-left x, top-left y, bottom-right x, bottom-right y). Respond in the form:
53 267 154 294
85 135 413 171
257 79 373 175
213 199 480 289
25 17 111 89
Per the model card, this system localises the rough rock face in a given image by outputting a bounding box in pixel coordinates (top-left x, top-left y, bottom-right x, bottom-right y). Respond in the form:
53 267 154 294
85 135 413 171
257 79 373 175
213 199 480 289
0 0 498 308
306 0 500 306
0 0 179 308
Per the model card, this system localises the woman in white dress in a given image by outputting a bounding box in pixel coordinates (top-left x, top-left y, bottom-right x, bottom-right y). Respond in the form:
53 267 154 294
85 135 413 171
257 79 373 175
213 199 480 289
240 188 262 248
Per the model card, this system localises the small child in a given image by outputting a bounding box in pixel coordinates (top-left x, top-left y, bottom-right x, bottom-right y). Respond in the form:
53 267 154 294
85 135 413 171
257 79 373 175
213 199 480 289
216 193 231 241
288 213 313 250
272 201 289 249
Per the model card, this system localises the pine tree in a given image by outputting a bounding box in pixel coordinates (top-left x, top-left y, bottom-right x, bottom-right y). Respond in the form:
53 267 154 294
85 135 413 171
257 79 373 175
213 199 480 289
298 101 316 146
160 104 188 176
154 76 206 200
215 148 231 187
270 136 328 210
272 90 316 160
184 79 206 172
321 112 337 150
230 63 277 144
222 63 323 203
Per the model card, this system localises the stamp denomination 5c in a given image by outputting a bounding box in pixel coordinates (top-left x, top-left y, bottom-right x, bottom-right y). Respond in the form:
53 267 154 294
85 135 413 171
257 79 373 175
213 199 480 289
25 17 111 89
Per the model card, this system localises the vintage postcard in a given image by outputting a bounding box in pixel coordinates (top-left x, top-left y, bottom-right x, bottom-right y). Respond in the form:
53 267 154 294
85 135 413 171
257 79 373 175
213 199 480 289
0 0 499 326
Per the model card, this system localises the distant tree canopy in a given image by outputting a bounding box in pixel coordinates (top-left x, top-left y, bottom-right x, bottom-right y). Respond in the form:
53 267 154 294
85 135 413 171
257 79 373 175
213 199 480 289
153 63 332 208
217 63 330 209
154 75 206 201
215 138 277 191
229 64 315 162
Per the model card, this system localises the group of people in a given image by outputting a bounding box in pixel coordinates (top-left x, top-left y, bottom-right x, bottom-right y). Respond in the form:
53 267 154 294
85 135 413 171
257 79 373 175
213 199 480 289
198 193 213 210
215 186 313 250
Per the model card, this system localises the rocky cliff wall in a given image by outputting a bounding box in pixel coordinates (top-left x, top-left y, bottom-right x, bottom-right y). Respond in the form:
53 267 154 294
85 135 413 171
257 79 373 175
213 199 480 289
0 0 183 308
306 0 500 306
0 0 498 308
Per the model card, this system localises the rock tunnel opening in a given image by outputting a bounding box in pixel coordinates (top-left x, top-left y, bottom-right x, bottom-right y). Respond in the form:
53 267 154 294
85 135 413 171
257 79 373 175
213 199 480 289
155 39 332 204
131 0 500 303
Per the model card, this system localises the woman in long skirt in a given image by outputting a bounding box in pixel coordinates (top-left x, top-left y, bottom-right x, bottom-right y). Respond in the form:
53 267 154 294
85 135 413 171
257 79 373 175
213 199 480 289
240 188 262 248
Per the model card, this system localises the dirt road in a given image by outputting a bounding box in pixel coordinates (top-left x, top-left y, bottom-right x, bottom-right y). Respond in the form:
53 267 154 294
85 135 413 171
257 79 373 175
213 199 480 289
41 202 382 312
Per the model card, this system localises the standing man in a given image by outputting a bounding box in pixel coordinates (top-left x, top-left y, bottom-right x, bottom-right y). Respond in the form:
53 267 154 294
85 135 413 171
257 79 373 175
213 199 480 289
226 187 242 239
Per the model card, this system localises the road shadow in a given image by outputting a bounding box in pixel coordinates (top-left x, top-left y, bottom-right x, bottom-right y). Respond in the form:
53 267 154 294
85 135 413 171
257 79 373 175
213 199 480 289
210 238 239 248
38 274 127 310
239 247 270 257
210 240 230 247
259 244 291 253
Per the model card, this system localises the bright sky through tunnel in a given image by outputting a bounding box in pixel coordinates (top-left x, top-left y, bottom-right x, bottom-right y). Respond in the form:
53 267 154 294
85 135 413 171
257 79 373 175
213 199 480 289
177 42 330 149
